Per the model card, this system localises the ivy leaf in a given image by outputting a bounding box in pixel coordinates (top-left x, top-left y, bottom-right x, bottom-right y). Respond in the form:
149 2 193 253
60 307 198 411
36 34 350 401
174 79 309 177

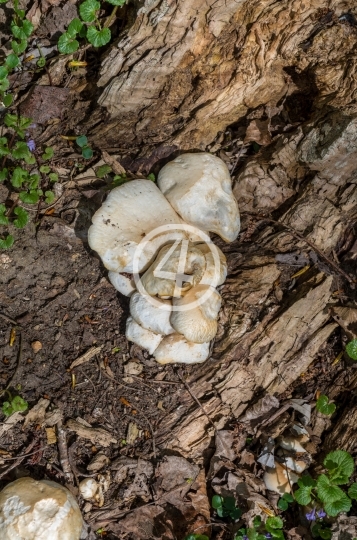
0 204 9 225
0 66 8 79
324 450 355 484
58 32 80 54
324 493 352 517
12 141 31 160
316 395 336 416
0 235 14 249
67 18 83 37
76 135 88 147
11 39 27 55
346 339 357 360
45 190 55 204
79 0 100 22
348 483 357 500
317 475 346 504
49 172 58 182
82 145 93 159
5 53 20 69
42 147 54 160
0 168 8 182
13 207 28 228
95 164 112 178
40 165 51 174
11 167 28 188
87 26 111 47
19 190 39 204
3 94 13 107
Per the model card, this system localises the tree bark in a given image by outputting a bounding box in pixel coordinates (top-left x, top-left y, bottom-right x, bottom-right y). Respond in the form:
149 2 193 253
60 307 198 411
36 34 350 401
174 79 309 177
86 0 357 457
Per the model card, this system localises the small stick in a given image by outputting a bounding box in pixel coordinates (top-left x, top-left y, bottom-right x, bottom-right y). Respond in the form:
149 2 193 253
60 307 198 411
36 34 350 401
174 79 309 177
0 439 37 479
56 424 74 484
0 313 19 326
177 369 216 430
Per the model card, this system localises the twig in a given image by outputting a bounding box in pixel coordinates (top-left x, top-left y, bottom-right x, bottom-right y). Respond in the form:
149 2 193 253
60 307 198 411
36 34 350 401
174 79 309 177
1 445 47 461
0 439 37 479
56 424 74 484
246 213 355 285
0 313 19 326
70 345 103 369
177 369 216 430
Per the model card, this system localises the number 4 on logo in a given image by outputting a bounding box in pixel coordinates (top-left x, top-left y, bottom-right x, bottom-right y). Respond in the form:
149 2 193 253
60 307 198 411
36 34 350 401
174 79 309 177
153 239 193 297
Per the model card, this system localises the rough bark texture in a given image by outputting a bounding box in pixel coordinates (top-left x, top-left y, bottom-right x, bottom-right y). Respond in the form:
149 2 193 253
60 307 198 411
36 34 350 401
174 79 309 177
87 0 357 458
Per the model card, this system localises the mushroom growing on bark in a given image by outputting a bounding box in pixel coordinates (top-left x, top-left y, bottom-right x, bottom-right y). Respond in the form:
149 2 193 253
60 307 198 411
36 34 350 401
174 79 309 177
130 292 174 335
88 180 185 273
108 271 136 297
0 477 83 540
158 153 240 242
126 316 163 354
153 333 210 364
263 462 299 495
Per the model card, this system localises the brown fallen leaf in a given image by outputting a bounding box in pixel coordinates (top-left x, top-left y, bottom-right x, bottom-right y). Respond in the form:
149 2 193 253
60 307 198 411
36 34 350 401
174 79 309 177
126 422 140 445
101 151 126 176
66 419 117 447
46 427 57 444
244 119 272 146
23 398 50 428
31 341 42 353
87 452 110 472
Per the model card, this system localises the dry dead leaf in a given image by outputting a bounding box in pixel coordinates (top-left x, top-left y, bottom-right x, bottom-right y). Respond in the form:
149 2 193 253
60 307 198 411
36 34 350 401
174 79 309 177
66 419 117 447
46 427 57 444
23 398 50 428
124 361 143 376
87 452 110 472
0 411 24 437
127 422 140 444
101 151 126 175
240 395 280 423
244 119 272 145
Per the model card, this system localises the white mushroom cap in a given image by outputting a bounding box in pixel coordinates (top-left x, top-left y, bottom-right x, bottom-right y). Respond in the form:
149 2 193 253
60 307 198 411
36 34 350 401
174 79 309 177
195 242 227 286
263 463 299 495
170 285 222 343
0 477 83 540
125 316 163 354
108 271 136 297
279 437 306 453
282 457 308 474
88 180 185 273
79 478 99 502
130 292 174 335
153 333 210 364
158 153 240 242
140 241 206 298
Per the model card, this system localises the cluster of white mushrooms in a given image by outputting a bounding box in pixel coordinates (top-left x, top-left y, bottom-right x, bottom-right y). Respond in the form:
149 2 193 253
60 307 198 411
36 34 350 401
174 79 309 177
88 153 240 364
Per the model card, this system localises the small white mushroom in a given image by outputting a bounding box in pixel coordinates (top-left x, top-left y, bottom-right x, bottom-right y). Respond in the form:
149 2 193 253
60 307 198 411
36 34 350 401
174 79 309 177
79 478 99 502
140 241 206 298
195 242 227 286
126 316 163 354
170 285 222 343
153 333 210 364
158 153 240 242
88 180 185 273
108 271 136 297
263 462 299 495
0 477 83 540
282 457 308 474
130 292 174 335
279 437 306 453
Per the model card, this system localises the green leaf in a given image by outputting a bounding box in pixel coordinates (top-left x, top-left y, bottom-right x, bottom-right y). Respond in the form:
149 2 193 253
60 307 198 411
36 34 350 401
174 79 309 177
298 475 316 488
5 53 19 69
67 18 84 38
316 395 336 416
277 498 288 511
324 450 354 484
4 113 17 129
11 39 27 55
13 207 28 228
40 165 51 174
49 172 58 182
265 517 283 532
45 190 55 204
12 141 31 160
96 164 112 178
19 116 32 130
319 529 332 540
0 235 14 250
0 168 8 182
282 493 294 502
0 204 9 225
3 94 13 107
0 66 8 79
348 483 357 500
11 167 28 188
79 0 100 22
76 135 88 147
324 493 352 517
317 474 346 503
253 516 262 528
2 401 13 416
42 147 54 160
28 174 40 189
24 154 36 165
0 137 9 156
346 339 357 360
230 507 242 520
105 0 125 5
212 495 223 509
87 26 111 47
37 57 46 67
19 190 39 204
11 395 28 412
216 506 227 518
295 485 313 506
58 32 80 54
222 497 236 510
82 145 93 159
147 172 155 181
0 78 10 92
22 20 34 37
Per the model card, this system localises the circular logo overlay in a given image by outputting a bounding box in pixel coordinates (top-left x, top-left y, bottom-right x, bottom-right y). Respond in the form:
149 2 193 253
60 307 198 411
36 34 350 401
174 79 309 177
132 224 221 312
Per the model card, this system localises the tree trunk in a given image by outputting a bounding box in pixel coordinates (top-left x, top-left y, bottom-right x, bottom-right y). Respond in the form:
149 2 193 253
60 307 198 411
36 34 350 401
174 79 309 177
86 0 357 456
